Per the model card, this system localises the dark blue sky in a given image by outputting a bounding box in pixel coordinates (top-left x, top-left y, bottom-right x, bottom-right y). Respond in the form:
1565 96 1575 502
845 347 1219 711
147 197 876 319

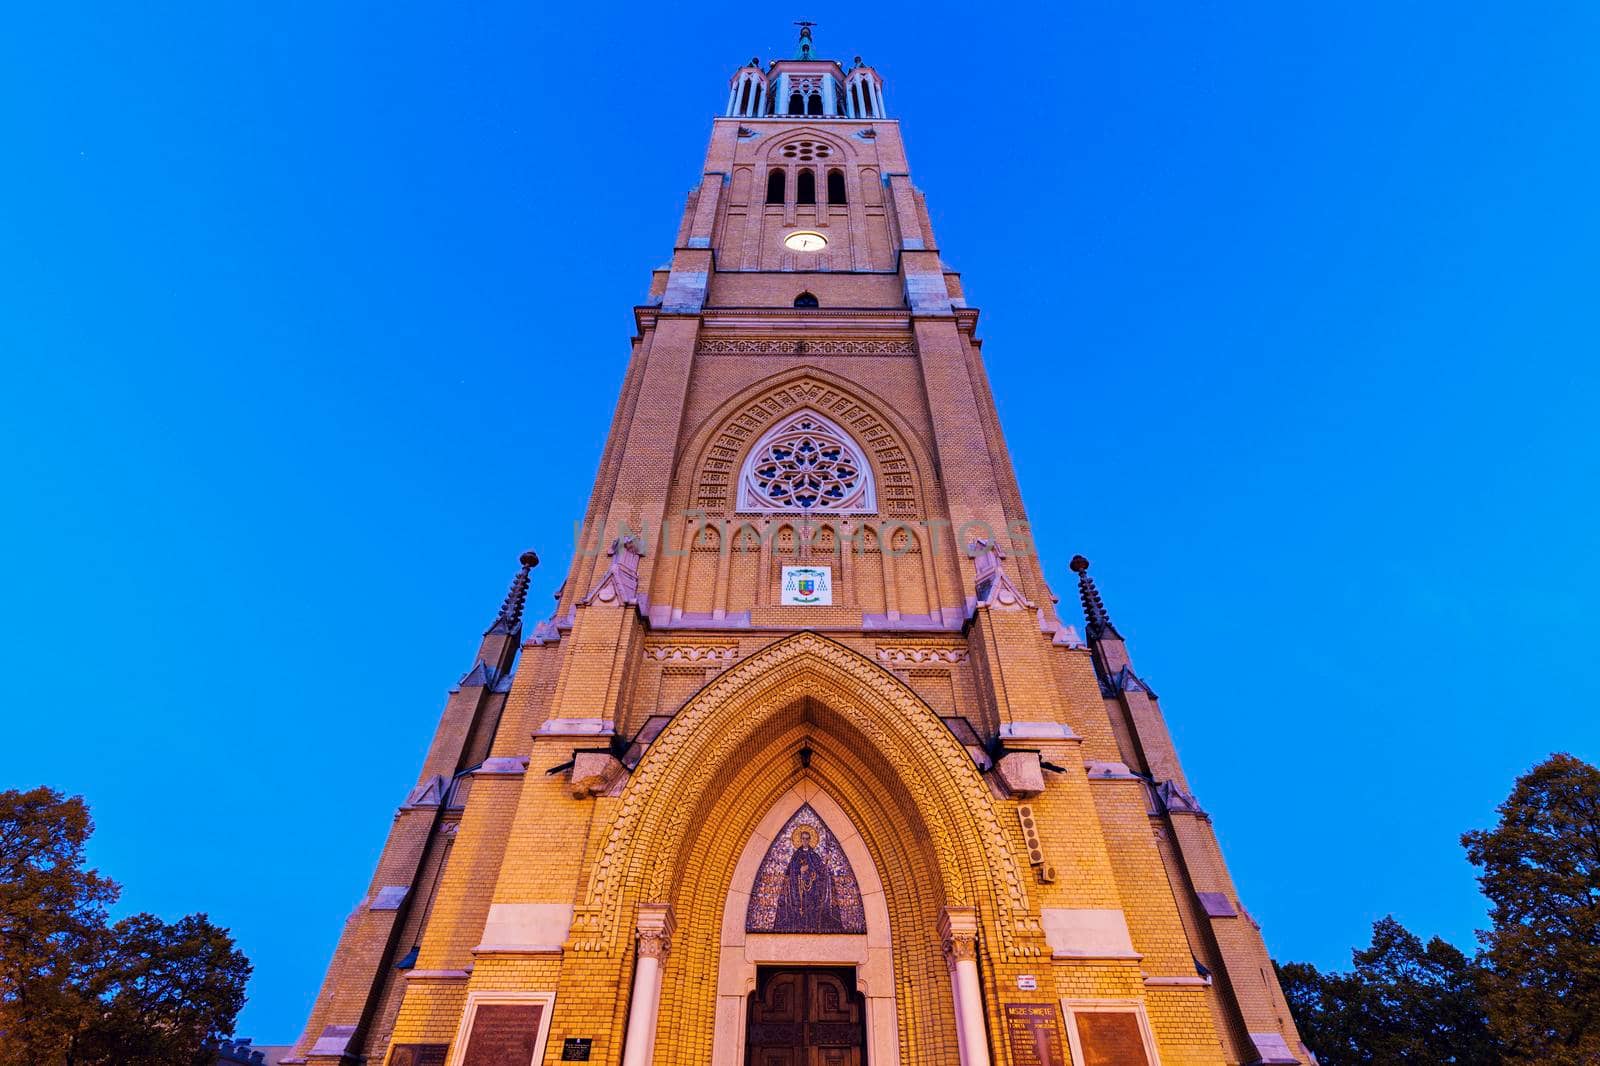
4 1 1598 1043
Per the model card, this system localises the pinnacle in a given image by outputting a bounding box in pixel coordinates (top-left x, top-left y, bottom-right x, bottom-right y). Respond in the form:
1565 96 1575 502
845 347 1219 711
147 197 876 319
485 550 539 635
1070 555 1122 640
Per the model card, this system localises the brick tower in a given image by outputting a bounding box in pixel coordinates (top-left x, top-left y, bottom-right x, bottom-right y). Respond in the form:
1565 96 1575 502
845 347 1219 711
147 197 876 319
287 26 1310 1066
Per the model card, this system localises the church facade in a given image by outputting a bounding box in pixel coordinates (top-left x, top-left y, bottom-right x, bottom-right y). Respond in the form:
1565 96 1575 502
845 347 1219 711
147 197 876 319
287 27 1310 1066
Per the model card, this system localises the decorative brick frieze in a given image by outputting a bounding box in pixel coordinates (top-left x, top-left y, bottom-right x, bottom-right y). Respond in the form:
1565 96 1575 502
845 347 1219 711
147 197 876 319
874 644 967 664
697 337 916 356
643 643 740 663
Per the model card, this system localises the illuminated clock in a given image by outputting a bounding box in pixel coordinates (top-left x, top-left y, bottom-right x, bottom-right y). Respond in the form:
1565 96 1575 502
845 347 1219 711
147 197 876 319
783 230 828 252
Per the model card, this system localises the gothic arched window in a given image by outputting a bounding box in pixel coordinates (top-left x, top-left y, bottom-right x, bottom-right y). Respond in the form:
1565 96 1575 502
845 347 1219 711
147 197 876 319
796 169 816 205
827 169 846 204
766 169 786 205
807 93 823 115
788 92 805 115
738 410 877 513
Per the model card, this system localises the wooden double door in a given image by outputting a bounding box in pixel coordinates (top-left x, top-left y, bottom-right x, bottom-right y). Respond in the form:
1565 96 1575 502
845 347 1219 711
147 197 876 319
746 967 867 1066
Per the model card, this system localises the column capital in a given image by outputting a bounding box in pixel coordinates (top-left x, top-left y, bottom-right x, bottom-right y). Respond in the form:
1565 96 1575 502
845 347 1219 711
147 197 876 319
941 906 993 1066
939 905 980 961
636 902 676 958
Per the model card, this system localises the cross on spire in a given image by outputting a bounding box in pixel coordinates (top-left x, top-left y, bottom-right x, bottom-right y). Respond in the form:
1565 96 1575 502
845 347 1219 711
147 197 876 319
794 20 816 59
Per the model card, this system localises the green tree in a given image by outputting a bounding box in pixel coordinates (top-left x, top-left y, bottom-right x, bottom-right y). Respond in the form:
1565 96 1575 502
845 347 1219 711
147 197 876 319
1277 958 1360 1062
0 787 251 1066
1276 917 1499 1065
0 787 118 1065
75 912 252 1066
1462 752 1600 1065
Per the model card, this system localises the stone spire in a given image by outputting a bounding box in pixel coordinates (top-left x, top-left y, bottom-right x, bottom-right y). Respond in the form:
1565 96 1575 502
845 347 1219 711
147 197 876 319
1069 555 1122 641
485 550 539 635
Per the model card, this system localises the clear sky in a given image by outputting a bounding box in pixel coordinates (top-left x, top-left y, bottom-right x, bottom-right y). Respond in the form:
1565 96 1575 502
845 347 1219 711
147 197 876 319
4 0 1598 1044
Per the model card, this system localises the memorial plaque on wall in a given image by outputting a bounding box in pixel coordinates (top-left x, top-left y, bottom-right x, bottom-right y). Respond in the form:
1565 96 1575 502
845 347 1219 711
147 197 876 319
389 1046 448 1066
560 1038 593 1061
1074 1011 1151 1066
461 1003 543 1066
1004 1003 1067 1066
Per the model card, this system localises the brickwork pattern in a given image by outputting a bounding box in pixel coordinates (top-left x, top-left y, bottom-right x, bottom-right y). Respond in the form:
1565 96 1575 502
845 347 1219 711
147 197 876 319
288 41 1307 1066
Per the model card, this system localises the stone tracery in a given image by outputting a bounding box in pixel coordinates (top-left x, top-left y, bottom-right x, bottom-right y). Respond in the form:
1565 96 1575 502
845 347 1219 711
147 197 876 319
738 410 876 513
690 375 921 517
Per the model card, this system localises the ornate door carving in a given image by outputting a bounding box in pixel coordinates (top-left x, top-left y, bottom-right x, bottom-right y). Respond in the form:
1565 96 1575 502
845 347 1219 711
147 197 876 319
746 967 866 1066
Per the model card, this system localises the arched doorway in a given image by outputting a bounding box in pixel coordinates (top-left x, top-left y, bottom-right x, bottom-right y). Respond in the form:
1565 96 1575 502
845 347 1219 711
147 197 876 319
747 967 866 1065
745 960 864 1062
596 634 1030 1065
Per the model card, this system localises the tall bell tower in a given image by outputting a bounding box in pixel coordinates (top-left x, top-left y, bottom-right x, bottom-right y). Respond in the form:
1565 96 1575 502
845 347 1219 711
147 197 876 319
287 25 1310 1066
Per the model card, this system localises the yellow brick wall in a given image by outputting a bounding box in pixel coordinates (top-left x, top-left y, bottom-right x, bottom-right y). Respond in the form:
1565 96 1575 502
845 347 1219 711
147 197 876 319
357 619 1251 1066
302 68 1300 1066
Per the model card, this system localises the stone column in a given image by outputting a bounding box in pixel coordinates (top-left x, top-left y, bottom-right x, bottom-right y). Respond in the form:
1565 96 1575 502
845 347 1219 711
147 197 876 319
940 907 990 1066
621 904 675 1066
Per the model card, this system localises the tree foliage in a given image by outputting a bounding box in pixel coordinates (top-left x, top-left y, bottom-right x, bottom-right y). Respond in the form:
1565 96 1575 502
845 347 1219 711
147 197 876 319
1277 917 1499 1065
1462 752 1600 1065
0 787 118 1064
0 787 251 1066
1282 753 1600 1066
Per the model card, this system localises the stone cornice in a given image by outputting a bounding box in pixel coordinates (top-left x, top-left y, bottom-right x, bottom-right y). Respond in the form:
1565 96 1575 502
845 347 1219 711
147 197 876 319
635 306 982 339
703 307 913 326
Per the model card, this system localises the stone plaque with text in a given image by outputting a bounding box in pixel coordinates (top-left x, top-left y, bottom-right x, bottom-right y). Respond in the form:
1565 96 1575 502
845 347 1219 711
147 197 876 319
1074 1012 1151 1066
1004 1002 1067 1066
461 1003 543 1066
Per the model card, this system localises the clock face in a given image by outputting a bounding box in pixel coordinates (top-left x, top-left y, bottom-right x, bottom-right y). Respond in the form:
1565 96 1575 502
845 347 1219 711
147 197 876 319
784 230 828 252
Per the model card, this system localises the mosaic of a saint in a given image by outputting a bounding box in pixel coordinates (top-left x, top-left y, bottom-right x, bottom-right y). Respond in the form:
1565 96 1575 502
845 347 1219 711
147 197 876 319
745 805 867 934
774 825 844 931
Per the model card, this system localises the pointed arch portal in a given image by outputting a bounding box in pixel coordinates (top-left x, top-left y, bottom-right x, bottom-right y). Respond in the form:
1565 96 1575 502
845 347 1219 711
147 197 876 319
588 634 1036 1066
583 633 1029 931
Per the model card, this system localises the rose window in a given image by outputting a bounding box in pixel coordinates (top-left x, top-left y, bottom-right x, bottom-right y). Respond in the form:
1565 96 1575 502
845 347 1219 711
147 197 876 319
737 410 876 514
780 140 833 162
